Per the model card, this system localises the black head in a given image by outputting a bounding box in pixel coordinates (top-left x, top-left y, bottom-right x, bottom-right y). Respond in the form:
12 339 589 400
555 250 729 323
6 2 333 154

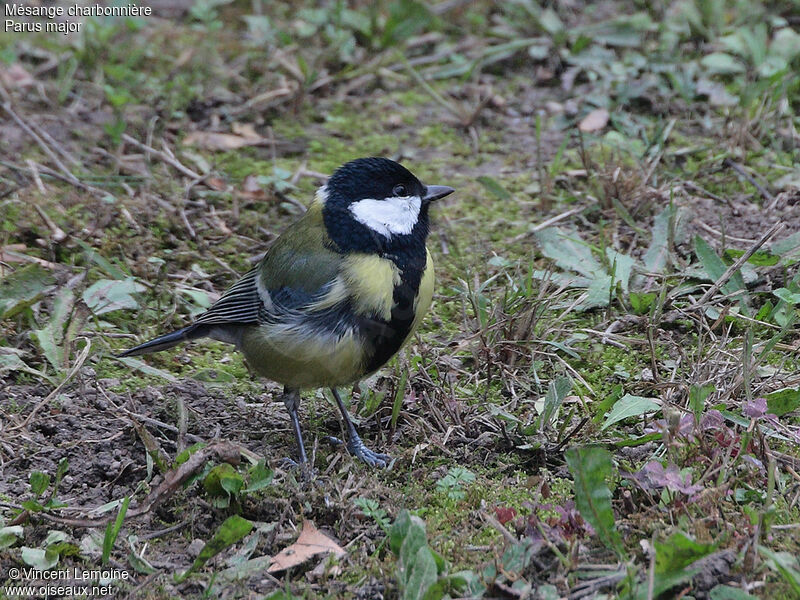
321 157 454 255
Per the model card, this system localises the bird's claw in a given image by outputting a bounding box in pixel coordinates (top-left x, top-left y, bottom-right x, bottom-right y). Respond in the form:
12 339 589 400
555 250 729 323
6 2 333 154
346 436 391 468
326 434 390 467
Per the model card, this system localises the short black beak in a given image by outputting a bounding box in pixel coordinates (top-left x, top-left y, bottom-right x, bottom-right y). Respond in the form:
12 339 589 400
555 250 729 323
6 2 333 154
423 184 455 203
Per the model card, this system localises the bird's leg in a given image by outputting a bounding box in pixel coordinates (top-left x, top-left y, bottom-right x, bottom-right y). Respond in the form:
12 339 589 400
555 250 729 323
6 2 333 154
330 388 391 468
282 387 308 465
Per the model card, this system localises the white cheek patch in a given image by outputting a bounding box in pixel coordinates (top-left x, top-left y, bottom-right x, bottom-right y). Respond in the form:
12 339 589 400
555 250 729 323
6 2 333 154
349 196 422 238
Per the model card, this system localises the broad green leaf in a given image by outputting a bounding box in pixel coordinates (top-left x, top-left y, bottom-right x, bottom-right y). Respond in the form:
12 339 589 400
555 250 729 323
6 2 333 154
538 376 572 430
21 546 60 570
244 460 274 492
389 510 412 555
30 471 51 496
538 8 564 35
655 531 716 574
701 52 746 74
606 248 635 295
82 278 145 316
629 292 656 315
773 287 800 305
771 28 800 62
406 545 438 600
602 394 660 430
565 446 623 557
0 264 56 318
709 584 758 599
33 287 75 372
203 463 244 507
688 384 715 419
759 546 800 594
643 204 675 274
476 176 511 201
694 236 745 295
44 530 68 546
0 525 23 549
0 352 44 378
116 356 178 382
535 228 604 279
765 388 800 417
176 515 254 582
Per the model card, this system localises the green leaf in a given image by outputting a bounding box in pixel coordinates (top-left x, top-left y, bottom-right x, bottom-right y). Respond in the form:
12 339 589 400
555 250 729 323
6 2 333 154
102 495 130 565
538 8 564 35
21 546 60 570
629 292 656 315
476 175 512 201
82 278 145 316
0 263 56 318
33 287 75 373
389 510 412 556
0 525 23 549
643 204 675 274
771 27 800 62
773 287 800 305
759 546 800 594
116 356 178 382
688 384 715 419
694 236 745 294
0 351 45 379
602 394 660 430
244 459 274 492
765 388 800 417
30 471 51 496
406 545 438 600
724 248 779 266
538 376 572 430
709 584 759 599
203 463 243 507
701 52 746 74
381 0 431 49
655 531 716 574
176 515 254 582
536 228 604 280
565 446 623 557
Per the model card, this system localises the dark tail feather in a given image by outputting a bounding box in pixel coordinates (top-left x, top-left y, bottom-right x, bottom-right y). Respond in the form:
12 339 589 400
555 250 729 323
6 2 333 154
118 324 206 358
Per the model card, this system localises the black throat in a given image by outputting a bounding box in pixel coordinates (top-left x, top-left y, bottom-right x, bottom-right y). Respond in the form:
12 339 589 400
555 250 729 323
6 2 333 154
323 203 431 374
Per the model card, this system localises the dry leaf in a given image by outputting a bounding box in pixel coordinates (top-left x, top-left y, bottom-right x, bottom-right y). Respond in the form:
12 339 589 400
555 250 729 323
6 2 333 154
0 64 35 89
578 108 609 132
183 131 264 151
231 122 260 139
0 245 59 270
239 174 267 200
267 520 346 573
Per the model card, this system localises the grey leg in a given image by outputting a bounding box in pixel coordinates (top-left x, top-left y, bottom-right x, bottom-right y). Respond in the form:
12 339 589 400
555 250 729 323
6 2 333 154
330 388 391 468
282 387 307 465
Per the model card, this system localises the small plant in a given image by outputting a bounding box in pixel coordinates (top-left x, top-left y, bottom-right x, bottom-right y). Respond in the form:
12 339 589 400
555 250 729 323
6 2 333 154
354 497 391 532
435 467 476 501
389 510 483 600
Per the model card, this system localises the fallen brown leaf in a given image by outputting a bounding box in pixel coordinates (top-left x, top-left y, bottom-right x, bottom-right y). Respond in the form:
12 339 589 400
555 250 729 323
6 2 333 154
267 520 346 573
0 63 35 89
183 131 264 151
578 108 609 133
0 245 59 270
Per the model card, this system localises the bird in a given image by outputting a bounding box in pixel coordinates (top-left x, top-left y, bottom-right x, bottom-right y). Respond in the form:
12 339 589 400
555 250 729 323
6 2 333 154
119 157 454 468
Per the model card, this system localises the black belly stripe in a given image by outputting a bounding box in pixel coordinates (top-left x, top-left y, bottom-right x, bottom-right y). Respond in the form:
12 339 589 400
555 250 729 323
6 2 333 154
360 250 426 373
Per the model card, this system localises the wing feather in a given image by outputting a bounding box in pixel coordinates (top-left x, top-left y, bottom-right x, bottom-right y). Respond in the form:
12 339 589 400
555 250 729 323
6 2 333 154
192 202 343 327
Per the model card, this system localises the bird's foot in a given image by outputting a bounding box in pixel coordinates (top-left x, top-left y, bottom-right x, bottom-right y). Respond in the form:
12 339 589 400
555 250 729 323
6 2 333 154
328 434 391 468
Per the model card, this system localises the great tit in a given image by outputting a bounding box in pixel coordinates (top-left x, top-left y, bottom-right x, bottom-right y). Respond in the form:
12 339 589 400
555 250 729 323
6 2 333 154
120 157 454 468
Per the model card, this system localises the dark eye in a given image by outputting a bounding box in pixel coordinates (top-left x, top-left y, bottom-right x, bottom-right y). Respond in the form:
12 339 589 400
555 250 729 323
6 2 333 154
392 184 408 197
